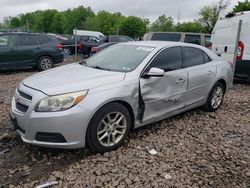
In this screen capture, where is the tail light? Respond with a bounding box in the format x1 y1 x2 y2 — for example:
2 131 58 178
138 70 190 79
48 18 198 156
208 43 212 50
91 47 97 53
56 44 63 49
79 42 84 50
236 41 244 61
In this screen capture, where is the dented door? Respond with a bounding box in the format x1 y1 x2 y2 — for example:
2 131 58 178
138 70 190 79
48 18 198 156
139 47 188 123
140 69 188 122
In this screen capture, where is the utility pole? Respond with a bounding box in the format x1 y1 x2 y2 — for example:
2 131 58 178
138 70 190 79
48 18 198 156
177 8 180 24
74 28 77 58
26 19 29 32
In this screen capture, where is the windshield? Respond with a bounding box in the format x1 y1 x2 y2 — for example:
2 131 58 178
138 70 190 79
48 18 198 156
84 44 154 72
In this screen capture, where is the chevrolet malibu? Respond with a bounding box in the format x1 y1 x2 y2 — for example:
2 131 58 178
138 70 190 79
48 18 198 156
10 41 232 153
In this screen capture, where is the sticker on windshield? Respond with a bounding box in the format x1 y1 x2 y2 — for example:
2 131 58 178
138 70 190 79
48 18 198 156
136 46 154 52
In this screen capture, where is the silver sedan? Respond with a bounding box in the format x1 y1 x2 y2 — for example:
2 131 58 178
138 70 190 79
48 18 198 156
10 41 232 153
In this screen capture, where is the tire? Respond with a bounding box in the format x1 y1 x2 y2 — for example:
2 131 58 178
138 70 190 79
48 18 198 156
204 82 225 112
86 103 131 153
37 56 54 71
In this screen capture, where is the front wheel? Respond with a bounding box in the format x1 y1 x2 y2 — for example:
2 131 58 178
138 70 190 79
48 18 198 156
204 82 225 112
86 103 131 153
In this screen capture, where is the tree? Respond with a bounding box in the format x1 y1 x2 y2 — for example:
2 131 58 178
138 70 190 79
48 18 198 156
175 21 205 33
233 0 250 12
199 0 230 33
119 16 147 38
150 15 174 32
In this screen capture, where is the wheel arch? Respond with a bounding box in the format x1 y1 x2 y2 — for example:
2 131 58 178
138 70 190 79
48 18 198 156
217 78 227 91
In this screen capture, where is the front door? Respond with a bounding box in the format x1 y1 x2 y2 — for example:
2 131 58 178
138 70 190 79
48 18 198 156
140 47 188 123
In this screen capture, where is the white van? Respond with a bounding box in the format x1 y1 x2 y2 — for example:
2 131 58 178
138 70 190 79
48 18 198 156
73 29 105 40
211 11 250 82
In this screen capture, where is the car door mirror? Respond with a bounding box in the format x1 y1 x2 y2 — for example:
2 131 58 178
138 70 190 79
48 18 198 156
144 67 165 78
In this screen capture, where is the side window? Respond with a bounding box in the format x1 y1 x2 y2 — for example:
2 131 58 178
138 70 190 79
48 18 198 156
120 36 131 42
184 35 201 45
151 33 181 41
203 52 211 63
18 35 38 46
204 35 211 47
109 36 119 42
183 47 204 68
149 47 182 71
0 35 16 47
39 35 52 44
89 36 99 42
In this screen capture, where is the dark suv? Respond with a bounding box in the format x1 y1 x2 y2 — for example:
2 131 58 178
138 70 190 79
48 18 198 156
0 33 64 71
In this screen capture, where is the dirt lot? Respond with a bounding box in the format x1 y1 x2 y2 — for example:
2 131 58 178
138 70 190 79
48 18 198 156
0 57 249 187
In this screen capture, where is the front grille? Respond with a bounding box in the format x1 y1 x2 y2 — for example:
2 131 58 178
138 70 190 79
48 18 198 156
18 89 32 101
35 132 67 143
16 102 29 113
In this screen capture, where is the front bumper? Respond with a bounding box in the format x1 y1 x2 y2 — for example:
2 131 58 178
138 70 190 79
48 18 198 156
10 84 92 149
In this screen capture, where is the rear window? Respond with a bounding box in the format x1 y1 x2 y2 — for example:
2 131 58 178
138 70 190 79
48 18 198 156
183 47 204 68
151 33 181 41
18 35 38 46
39 35 52 44
184 34 201 45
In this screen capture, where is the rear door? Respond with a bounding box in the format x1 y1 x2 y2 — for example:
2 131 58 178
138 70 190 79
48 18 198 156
184 34 202 45
140 47 188 123
182 47 216 105
15 34 40 67
0 34 17 69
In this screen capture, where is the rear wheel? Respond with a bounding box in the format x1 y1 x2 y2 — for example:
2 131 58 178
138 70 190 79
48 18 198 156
86 103 131 153
37 56 54 71
204 82 225 112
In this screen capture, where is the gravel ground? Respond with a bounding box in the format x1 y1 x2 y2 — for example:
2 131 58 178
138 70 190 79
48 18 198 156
0 58 249 187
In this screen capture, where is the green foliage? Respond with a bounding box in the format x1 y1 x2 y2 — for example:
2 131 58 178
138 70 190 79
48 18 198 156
175 21 205 33
150 15 174 32
119 16 147 38
2 2 238 35
199 0 230 33
233 0 250 12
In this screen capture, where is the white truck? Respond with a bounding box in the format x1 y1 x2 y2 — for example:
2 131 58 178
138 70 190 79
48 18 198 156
211 11 250 82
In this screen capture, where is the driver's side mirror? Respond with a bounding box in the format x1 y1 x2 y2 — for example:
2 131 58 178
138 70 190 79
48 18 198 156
143 67 165 78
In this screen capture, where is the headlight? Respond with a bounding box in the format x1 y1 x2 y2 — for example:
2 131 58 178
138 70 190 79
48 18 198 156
36 90 88 112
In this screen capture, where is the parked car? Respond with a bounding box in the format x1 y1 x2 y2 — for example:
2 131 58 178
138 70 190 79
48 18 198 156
211 11 250 83
143 32 211 48
91 42 117 55
83 35 133 57
10 41 232 153
60 35 101 55
0 33 64 71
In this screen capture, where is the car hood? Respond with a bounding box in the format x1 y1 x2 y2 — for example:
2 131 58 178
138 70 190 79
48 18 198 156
22 63 126 95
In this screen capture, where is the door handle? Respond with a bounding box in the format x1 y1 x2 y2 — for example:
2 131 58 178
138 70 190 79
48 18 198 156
208 70 214 75
176 78 186 84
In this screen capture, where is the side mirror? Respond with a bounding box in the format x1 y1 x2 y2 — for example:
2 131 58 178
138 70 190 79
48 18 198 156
144 67 165 78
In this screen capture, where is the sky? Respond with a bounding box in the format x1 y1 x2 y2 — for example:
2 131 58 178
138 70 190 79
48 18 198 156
0 0 241 23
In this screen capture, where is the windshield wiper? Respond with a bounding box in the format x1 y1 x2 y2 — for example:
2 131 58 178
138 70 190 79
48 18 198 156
91 66 111 71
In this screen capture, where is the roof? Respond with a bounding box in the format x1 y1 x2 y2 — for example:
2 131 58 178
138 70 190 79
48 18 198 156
121 40 204 49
